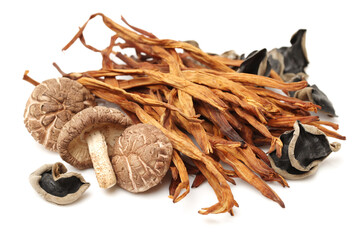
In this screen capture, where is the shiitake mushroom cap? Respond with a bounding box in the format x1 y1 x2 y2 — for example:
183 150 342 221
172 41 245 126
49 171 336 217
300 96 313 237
112 123 173 193
24 77 95 151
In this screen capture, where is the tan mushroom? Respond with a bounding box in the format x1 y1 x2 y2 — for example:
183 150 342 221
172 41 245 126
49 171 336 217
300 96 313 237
29 162 90 205
57 106 133 188
24 77 96 151
112 123 173 193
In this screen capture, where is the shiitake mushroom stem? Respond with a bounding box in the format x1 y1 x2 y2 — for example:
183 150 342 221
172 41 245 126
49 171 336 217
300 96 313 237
86 130 117 189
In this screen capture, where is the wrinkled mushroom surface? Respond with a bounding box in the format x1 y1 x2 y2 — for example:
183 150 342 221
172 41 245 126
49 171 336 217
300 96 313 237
29 162 90 205
24 77 95 151
112 123 173 193
269 121 340 179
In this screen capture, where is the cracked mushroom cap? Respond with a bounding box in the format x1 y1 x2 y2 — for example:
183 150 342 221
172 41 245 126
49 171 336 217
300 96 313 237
24 77 95 151
112 123 173 193
57 106 133 169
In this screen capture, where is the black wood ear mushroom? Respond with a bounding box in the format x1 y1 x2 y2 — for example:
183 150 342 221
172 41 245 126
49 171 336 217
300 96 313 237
237 48 271 76
268 121 340 179
294 84 337 117
29 162 90 205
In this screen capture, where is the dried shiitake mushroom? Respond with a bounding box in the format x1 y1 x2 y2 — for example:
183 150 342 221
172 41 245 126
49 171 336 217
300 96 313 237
57 106 133 188
24 77 95 151
112 123 173 193
29 162 90 205
268 121 341 179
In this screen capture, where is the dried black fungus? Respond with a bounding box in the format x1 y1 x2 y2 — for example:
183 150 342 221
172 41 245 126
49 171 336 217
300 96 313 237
267 29 337 117
268 121 340 179
29 162 90 205
294 84 337 117
271 29 309 75
237 48 271 76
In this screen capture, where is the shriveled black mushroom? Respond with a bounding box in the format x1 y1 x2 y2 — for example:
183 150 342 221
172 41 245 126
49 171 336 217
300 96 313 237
267 48 284 75
268 121 340 179
278 29 309 74
237 48 271 76
267 30 337 116
294 85 337 117
29 162 90 205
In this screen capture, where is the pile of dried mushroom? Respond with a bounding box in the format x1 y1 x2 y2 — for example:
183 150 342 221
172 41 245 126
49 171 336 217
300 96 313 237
24 13 345 215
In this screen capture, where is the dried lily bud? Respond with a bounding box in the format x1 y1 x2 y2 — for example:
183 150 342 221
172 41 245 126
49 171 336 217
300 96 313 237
268 121 341 179
237 48 271 77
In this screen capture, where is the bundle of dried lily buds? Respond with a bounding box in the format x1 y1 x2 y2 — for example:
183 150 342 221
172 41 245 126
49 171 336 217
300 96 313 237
25 13 345 215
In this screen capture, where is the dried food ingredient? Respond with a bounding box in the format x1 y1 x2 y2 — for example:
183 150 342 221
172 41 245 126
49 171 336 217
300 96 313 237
29 162 90 205
24 77 95 151
268 29 309 77
268 121 341 179
294 84 337 117
267 29 337 117
57 106 133 188
112 123 173 193
24 13 345 214
237 48 271 77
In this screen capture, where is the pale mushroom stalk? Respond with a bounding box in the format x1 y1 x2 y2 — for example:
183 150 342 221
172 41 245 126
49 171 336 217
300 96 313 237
86 130 117 189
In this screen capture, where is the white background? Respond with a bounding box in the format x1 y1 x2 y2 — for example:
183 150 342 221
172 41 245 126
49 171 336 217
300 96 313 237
1 0 359 239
